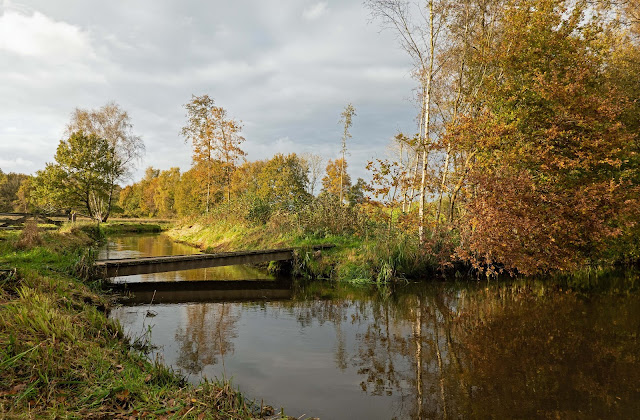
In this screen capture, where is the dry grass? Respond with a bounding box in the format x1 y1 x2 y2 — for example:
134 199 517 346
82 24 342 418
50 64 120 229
15 220 42 249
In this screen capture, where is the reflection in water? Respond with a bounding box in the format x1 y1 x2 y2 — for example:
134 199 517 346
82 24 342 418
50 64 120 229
111 280 640 419
98 234 274 283
175 303 239 375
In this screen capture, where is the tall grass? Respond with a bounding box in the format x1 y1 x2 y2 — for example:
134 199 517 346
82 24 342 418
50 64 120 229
0 227 269 418
168 194 449 283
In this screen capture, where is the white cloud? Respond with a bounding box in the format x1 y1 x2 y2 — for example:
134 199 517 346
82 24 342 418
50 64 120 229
303 2 328 20
0 0 418 182
0 157 35 172
0 8 95 61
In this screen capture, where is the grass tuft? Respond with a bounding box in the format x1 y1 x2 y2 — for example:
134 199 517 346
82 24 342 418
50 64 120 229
15 220 42 249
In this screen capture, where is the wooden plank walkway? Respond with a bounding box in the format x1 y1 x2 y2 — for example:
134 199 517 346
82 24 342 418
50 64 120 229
95 244 334 277
109 279 293 304
0 212 67 228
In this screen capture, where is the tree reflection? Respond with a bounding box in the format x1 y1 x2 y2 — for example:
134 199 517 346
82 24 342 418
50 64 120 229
451 286 640 418
152 278 639 419
174 303 239 375
284 281 640 419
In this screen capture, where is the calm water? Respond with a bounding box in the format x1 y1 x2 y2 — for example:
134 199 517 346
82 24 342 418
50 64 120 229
108 235 640 419
98 234 274 283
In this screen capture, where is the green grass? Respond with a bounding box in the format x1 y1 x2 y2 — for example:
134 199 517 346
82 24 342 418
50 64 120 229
167 216 440 283
100 221 168 235
0 225 276 419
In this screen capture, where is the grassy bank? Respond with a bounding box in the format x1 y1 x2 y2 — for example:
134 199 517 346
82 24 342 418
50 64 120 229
167 214 441 283
99 221 167 235
0 222 278 419
166 211 640 290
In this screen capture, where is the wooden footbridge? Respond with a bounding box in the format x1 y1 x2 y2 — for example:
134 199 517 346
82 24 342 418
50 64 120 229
0 212 67 228
95 244 334 278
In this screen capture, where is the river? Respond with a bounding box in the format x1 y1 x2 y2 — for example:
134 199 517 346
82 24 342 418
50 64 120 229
106 234 640 419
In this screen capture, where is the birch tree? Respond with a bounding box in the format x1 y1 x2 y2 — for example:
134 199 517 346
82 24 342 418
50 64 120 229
339 103 356 204
66 102 144 221
366 0 448 243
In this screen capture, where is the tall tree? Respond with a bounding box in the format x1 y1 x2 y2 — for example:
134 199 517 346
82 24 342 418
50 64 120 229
175 168 206 217
153 167 181 218
367 0 449 243
181 95 245 212
339 104 356 204
453 0 640 274
0 170 29 212
33 132 114 220
255 153 310 210
66 102 144 221
300 153 324 196
15 176 35 213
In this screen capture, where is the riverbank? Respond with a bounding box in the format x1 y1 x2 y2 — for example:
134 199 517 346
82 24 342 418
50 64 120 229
0 222 279 418
167 213 640 288
167 217 441 283
100 221 167 235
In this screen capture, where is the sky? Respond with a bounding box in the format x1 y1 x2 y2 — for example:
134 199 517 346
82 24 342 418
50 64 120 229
0 0 419 184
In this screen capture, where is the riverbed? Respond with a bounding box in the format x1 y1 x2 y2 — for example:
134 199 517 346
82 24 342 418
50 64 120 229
107 234 640 419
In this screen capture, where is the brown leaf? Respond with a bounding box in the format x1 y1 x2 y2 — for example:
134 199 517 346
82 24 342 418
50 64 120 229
115 389 130 402
0 383 27 397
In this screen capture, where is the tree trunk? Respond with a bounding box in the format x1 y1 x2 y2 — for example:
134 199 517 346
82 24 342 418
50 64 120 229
449 150 476 224
407 150 420 213
418 147 429 243
434 143 451 232
102 180 115 222
418 0 435 244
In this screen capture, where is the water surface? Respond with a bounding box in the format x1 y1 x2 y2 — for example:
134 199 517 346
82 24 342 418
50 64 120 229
112 283 640 419
108 235 640 419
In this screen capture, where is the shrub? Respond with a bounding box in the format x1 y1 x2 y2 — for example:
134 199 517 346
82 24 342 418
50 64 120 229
15 220 42 249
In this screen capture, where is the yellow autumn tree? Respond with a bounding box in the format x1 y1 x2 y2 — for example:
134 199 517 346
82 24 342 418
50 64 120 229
322 158 351 200
181 95 246 213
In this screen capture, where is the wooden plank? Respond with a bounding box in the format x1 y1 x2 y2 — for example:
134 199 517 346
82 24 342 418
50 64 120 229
0 215 28 227
0 212 67 217
95 245 333 277
97 250 293 277
0 213 66 227
113 279 293 304
121 288 293 304
109 278 289 292
35 215 64 226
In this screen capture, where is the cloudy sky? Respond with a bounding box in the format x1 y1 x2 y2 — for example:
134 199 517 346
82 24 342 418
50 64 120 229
0 0 418 183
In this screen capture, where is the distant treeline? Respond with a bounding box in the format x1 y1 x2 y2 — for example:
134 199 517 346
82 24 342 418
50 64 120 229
116 156 365 219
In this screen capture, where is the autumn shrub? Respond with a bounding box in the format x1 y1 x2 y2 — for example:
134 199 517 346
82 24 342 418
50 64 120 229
298 193 369 237
450 0 640 276
15 220 42 249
